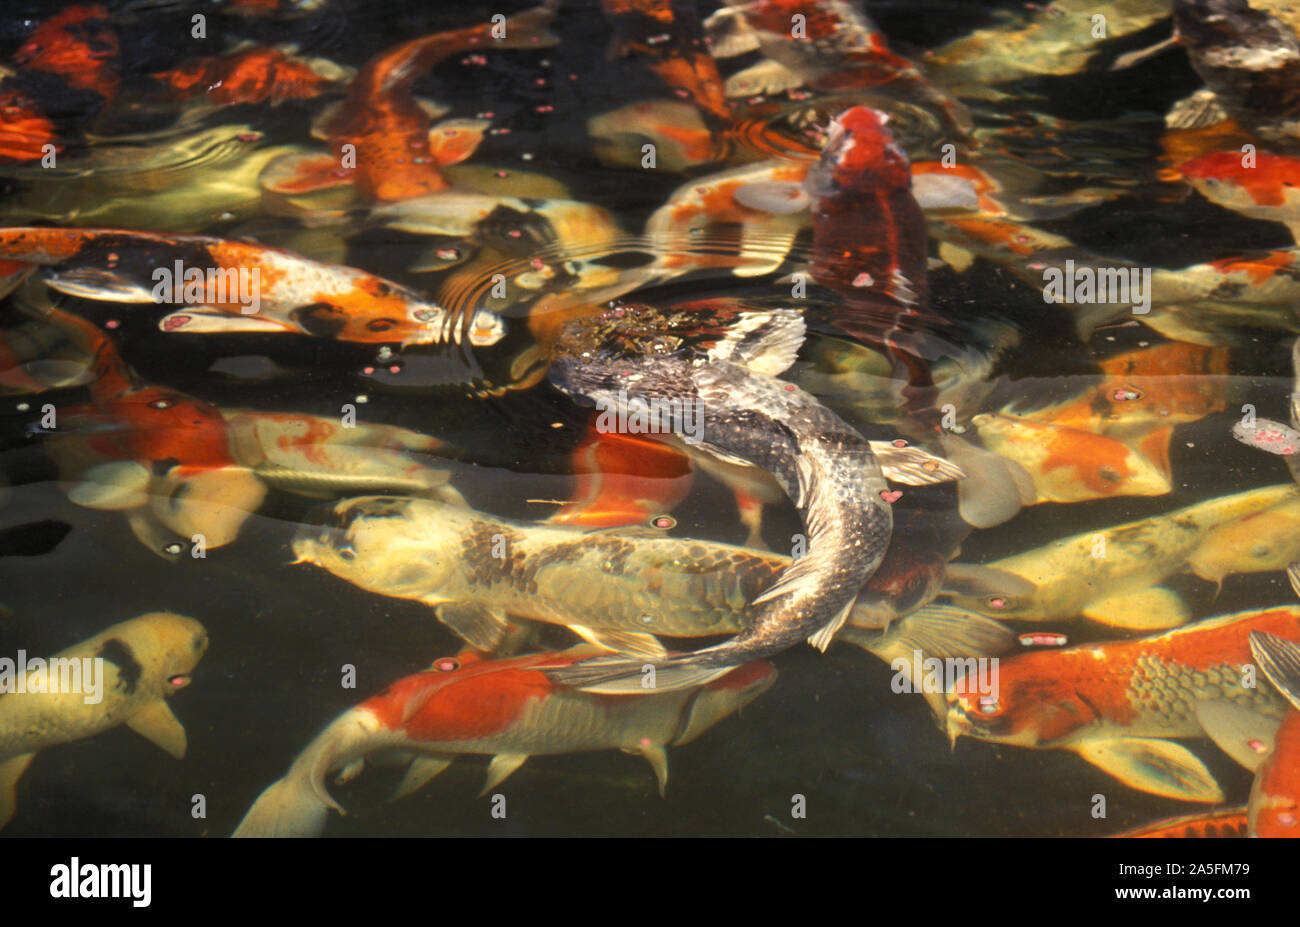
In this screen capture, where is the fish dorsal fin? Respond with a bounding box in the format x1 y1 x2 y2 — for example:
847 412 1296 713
126 700 188 759
1071 738 1224 803
435 604 511 653
1250 631 1300 711
479 753 528 796
390 755 454 801
704 310 806 377
1194 699 1281 773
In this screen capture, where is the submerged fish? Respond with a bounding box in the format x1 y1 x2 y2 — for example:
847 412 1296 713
232 649 774 836
1111 807 1250 838
265 2 557 203
943 484 1299 627
540 301 895 691
0 226 501 347
291 494 991 660
946 606 1300 803
1246 631 1300 835
0 612 209 829
1180 149 1300 243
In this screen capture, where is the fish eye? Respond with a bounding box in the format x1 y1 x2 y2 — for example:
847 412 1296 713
338 545 356 561
650 514 676 529
367 318 397 332
149 398 173 410
978 697 1000 715
1098 466 1120 484
986 596 1009 610
168 674 190 688
433 657 459 672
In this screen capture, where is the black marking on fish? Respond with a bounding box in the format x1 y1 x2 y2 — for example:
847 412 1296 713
98 637 142 696
291 303 348 338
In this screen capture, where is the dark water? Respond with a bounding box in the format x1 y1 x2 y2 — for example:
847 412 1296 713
1 0 1297 837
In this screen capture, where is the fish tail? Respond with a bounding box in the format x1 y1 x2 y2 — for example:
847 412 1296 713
232 774 331 838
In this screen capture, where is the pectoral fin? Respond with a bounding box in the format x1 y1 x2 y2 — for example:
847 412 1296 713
67 462 152 510
159 309 287 334
869 441 965 485
1082 587 1189 630
44 268 155 303
1072 738 1224 803
391 755 454 801
1194 699 1281 773
807 596 855 652
0 753 35 830
435 604 511 652
566 625 668 660
634 743 669 797
126 700 188 759
479 753 528 796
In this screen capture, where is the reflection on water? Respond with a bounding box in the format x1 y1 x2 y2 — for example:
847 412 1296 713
2 0 1300 837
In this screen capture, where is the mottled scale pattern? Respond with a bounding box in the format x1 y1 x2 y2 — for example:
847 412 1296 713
1128 654 1289 730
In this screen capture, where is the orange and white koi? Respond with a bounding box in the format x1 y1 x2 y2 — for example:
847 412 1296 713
1181 149 1300 243
232 649 774 836
947 606 1300 803
0 226 501 347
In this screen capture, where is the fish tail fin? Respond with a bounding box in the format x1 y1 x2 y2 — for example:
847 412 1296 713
232 774 332 838
0 753 35 830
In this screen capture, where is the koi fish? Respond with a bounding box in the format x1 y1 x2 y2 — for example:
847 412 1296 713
969 412 1173 505
1232 335 1300 485
1186 491 1300 586
942 484 1299 627
587 99 721 172
805 106 942 430
539 301 895 692
946 606 1300 803
265 2 558 203
644 159 811 277
0 612 209 829
1111 807 1250 838
0 4 119 163
1246 631 1300 835
292 484 975 658
600 0 731 123
1180 149 1300 243
151 44 347 108
545 429 696 530
232 649 775 836
0 226 502 347
704 0 968 136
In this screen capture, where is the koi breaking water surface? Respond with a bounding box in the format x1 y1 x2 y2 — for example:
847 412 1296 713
3 0 1300 837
